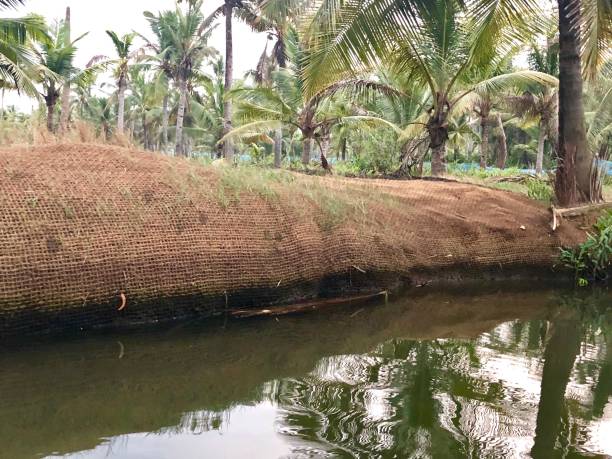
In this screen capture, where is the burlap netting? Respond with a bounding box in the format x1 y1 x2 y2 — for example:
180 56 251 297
0 144 584 334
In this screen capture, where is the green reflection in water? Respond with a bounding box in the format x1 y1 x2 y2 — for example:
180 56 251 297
0 287 610 458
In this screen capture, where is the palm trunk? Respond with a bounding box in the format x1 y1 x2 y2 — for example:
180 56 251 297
117 79 126 134
59 83 71 134
427 108 448 176
273 127 282 168
555 0 593 205
431 143 446 176
45 87 57 133
480 118 489 169
496 114 507 169
536 122 546 175
59 7 71 135
161 93 169 152
46 102 55 133
320 136 330 163
301 137 312 165
341 137 347 161
222 1 234 161
175 78 188 156
142 114 148 150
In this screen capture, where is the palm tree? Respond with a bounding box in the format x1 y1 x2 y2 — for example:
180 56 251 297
205 0 261 161
252 0 305 167
139 10 177 152
103 31 138 135
224 32 401 165
227 72 400 164
555 0 596 204
126 67 166 150
303 0 557 176
186 57 226 157
146 1 217 156
505 89 558 174
58 6 70 134
33 18 92 132
0 14 48 98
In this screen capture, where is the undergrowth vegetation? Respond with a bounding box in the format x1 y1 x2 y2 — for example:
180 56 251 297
561 211 612 285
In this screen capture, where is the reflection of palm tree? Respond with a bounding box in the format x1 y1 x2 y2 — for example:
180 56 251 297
274 338 483 457
592 323 612 418
531 317 582 459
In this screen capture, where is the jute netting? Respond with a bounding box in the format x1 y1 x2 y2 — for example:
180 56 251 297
0 144 584 335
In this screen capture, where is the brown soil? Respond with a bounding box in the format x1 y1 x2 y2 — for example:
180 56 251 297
0 144 586 335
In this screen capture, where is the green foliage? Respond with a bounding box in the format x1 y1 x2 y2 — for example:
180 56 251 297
525 178 553 202
560 211 612 285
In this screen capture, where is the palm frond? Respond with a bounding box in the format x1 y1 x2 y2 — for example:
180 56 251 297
219 119 284 143
581 0 612 81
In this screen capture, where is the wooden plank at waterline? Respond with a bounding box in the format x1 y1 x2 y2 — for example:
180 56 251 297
230 291 389 318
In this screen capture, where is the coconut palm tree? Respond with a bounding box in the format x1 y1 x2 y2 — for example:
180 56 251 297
99 31 139 135
126 67 166 150
223 32 401 165
505 89 559 175
33 18 94 132
204 0 268 161
0 14 48 98
145 1 217 156
252 0 306 167
556 0 593 204
139 11 176 153
303 0 558 176
303 0 610 187
184 57 226 157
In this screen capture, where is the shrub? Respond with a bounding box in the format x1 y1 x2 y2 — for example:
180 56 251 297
560 211 612 285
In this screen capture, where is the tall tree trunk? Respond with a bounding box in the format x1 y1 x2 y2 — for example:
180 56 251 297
427 107 448 176
175 78 188 156
536 121 546 175
161 93 169 153
117 78 126 134
480 118 489 169
341 137 347 161
46 101 55 133
59 6 71 136
45 87 57 133
496 114 507 169
142 114 148 150
430 142 446 176
531 318 581 458
222 1 234 162
555 0 593 205
301 137 312 165
320 136 330 163
273 127 282 168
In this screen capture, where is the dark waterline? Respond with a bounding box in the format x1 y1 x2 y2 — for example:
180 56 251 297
1 287 611 458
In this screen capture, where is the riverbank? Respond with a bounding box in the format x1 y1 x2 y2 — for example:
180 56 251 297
0 144 590 336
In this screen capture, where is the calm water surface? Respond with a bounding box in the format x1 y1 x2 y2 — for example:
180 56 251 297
1 287 611 459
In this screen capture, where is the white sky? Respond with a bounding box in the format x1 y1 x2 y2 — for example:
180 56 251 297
4 0 267 111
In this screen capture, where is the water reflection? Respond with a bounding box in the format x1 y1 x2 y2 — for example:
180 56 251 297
0 287 610 458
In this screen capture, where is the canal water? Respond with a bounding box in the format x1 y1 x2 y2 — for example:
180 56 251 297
1 287 611 458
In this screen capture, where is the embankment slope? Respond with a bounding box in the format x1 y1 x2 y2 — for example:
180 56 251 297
0 144 585 335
